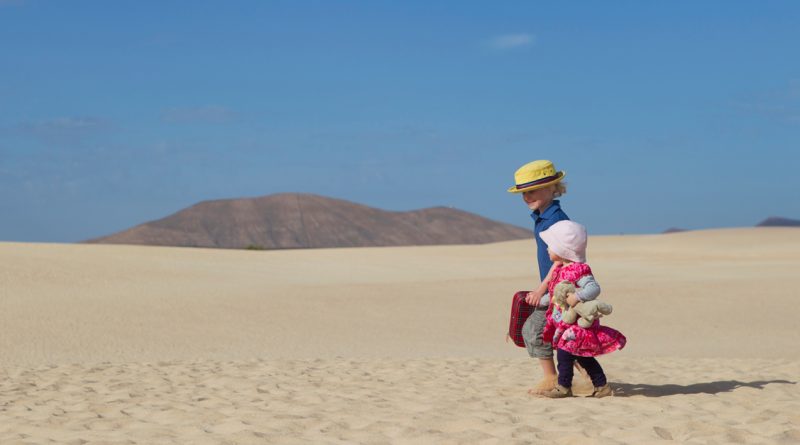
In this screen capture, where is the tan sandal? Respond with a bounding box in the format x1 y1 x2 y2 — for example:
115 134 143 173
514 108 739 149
542 384 573 398
591 384 613 398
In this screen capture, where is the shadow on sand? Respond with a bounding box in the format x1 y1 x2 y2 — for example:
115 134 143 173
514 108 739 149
612 380 796 397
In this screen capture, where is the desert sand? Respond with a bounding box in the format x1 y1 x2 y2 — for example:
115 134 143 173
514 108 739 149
1 227 799 444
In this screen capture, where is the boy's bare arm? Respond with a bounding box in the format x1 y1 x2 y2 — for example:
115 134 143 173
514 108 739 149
525 261 562 305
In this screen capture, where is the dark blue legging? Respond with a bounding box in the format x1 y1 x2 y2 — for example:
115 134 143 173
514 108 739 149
557 349 607 388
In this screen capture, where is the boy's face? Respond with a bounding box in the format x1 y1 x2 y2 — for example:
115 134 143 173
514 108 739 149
522 185 556 212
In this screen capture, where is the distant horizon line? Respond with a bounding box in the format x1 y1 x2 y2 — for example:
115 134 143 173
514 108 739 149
3 225 799 248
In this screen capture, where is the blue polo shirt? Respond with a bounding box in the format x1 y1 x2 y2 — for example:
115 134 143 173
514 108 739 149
531 200 570 281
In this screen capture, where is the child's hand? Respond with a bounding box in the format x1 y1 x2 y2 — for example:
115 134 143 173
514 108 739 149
566 293 580 307
525 291 541 305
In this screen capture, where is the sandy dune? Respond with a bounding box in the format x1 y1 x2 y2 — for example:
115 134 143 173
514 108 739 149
1 228 799 443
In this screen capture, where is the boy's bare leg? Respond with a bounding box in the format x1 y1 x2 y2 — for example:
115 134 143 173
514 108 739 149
528 358 558 396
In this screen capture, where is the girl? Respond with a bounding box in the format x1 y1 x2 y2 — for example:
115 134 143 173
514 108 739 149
539 220 626 398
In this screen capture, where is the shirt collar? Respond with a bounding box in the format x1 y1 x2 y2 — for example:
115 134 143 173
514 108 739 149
531 200 561 221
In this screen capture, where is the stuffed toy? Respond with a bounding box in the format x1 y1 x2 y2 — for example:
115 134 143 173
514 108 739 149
552 281 613 328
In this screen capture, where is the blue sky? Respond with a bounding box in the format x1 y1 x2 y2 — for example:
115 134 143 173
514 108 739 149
1 1 798 242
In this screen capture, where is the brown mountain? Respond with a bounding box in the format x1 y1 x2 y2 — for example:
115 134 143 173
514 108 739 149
86 193 532 249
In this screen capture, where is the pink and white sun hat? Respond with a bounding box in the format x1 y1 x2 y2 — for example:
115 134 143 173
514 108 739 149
540 220 588 263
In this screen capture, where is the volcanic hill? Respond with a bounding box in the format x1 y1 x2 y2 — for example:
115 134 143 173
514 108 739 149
756 216 800 227
86 193 532 249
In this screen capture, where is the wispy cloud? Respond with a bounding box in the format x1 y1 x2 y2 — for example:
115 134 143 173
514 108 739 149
732 80 800 124
487 33 535 50
161 106 239 124
16 116 111 144
32 117 106 130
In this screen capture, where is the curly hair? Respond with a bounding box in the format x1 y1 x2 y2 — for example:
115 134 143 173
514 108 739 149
553 181 567 198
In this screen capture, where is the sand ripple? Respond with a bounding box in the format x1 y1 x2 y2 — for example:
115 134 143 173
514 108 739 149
1 357 797 444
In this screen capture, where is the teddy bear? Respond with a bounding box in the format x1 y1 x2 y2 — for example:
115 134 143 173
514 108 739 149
552 280 613 328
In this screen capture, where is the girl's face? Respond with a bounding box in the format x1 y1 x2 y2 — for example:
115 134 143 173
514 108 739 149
547 247 562 262
522 186 556 212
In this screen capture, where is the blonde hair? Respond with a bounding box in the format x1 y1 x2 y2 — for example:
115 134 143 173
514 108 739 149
554 181 567 198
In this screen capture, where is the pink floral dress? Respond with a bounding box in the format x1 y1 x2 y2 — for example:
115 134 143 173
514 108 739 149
542 262 626 357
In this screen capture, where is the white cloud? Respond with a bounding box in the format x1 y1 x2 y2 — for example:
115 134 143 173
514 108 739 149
488 33 535 50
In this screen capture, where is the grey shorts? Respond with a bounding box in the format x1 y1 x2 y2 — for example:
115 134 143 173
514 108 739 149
522 307 553 359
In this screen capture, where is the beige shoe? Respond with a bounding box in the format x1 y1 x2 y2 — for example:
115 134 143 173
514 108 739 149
591 384 613 398
542 384 573 399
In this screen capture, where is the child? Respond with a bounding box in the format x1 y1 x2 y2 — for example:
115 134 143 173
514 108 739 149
539 220 626 398
507 160 569 395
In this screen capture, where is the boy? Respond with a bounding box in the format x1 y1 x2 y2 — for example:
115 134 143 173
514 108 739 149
508 160 568 395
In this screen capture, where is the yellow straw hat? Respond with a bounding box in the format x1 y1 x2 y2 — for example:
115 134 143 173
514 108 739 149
507 160 566 193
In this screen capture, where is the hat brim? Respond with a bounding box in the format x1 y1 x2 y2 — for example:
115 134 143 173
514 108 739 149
507 171 566 193
539 226 585 263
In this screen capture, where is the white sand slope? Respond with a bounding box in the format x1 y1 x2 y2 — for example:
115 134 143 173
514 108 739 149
1 228 798 443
